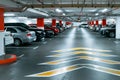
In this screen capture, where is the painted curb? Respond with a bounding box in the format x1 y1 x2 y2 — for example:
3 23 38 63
0 54 17 65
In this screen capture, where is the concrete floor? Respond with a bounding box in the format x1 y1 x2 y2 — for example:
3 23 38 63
1 27 120 80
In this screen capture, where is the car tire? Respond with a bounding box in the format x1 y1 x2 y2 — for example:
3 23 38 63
109 32 115 38
14 39 22 46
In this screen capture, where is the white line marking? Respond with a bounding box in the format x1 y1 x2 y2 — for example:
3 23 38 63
33 46 39 50
18 54 24 58
6 47 37 49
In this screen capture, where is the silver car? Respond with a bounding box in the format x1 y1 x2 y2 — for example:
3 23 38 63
5 26 36 46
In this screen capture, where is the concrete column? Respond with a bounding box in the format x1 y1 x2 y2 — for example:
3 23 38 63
0 8 5 56
116 17 120 39
52 19 56 27
102 19 106 27
37 18 44 29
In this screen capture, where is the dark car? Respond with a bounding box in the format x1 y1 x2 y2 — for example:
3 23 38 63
56 23 64 33
100 24 116 38
29 24 54 38
44 24 59 35
4 23 45 41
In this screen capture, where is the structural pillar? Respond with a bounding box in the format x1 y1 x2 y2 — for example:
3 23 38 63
37 18 44 29
52 19 56 27
102 19 106 27
0 8 5 56
116 17 120 39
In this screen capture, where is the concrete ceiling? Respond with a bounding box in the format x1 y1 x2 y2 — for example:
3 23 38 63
1 0 120 21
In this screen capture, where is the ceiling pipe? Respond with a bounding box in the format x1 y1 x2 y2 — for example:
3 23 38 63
25 4 120 8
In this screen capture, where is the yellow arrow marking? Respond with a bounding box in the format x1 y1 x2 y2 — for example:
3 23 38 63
26 64 120 77
39 56 120 65
79 56 120 64
86 64 120 76
53 47 112 52
47 51 116 57
26 64 82 77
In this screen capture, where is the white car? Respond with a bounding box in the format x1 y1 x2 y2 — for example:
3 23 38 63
4 31 14 45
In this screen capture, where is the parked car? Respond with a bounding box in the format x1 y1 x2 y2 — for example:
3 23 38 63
29 24 54 38
44 29 54 38
5 26 36 46
5 23 45 41
100 24 116 38
44 24 59 35
4 31 14 45
56 23 64 32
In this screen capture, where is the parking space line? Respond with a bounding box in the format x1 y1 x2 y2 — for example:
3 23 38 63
33 46 39 50
18 54 24 58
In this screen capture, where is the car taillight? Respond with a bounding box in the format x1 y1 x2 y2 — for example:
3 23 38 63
27 33 31 37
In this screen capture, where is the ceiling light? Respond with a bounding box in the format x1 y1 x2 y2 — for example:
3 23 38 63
18 17 28 19
56 8 62 13
63 13 66 16
4 13 15 16
95 13 99 16
101 8 108 12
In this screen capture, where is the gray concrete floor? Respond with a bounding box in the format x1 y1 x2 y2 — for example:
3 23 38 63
1 27 120 80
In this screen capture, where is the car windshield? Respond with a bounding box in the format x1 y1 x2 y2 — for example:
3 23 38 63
16 27 28 32
20 23 30 29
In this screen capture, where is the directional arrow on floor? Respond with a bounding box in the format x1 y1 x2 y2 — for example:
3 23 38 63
25 47 120 78
52 47 112 53
26 64 120 77
38 56 120 65
47 51 116 57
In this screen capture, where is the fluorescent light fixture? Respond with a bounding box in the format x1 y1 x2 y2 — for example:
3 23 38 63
18 17 28 19
101 8 108 12
63 13 66 16
56 8 63 13
27 8 49 16
4 13 15 16
95 13 99 16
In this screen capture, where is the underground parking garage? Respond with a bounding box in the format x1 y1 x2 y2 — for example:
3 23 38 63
1 0 120 80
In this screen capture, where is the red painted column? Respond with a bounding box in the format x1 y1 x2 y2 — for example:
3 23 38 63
92 21 94 26
37 18 44 29
102 19 106 27
0 8 4 31
52 19 56 27
96 20 99 26
59 20 62 26
0 7 5 56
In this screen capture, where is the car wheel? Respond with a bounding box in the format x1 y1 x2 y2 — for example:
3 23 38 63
109 32 115 38
14 39 22 46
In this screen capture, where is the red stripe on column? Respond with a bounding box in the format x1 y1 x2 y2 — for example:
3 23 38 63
59 20 62 26
37 18 44 29
102 19 106 27
52 19 56 27
96 20 99 26
0 8 4 31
